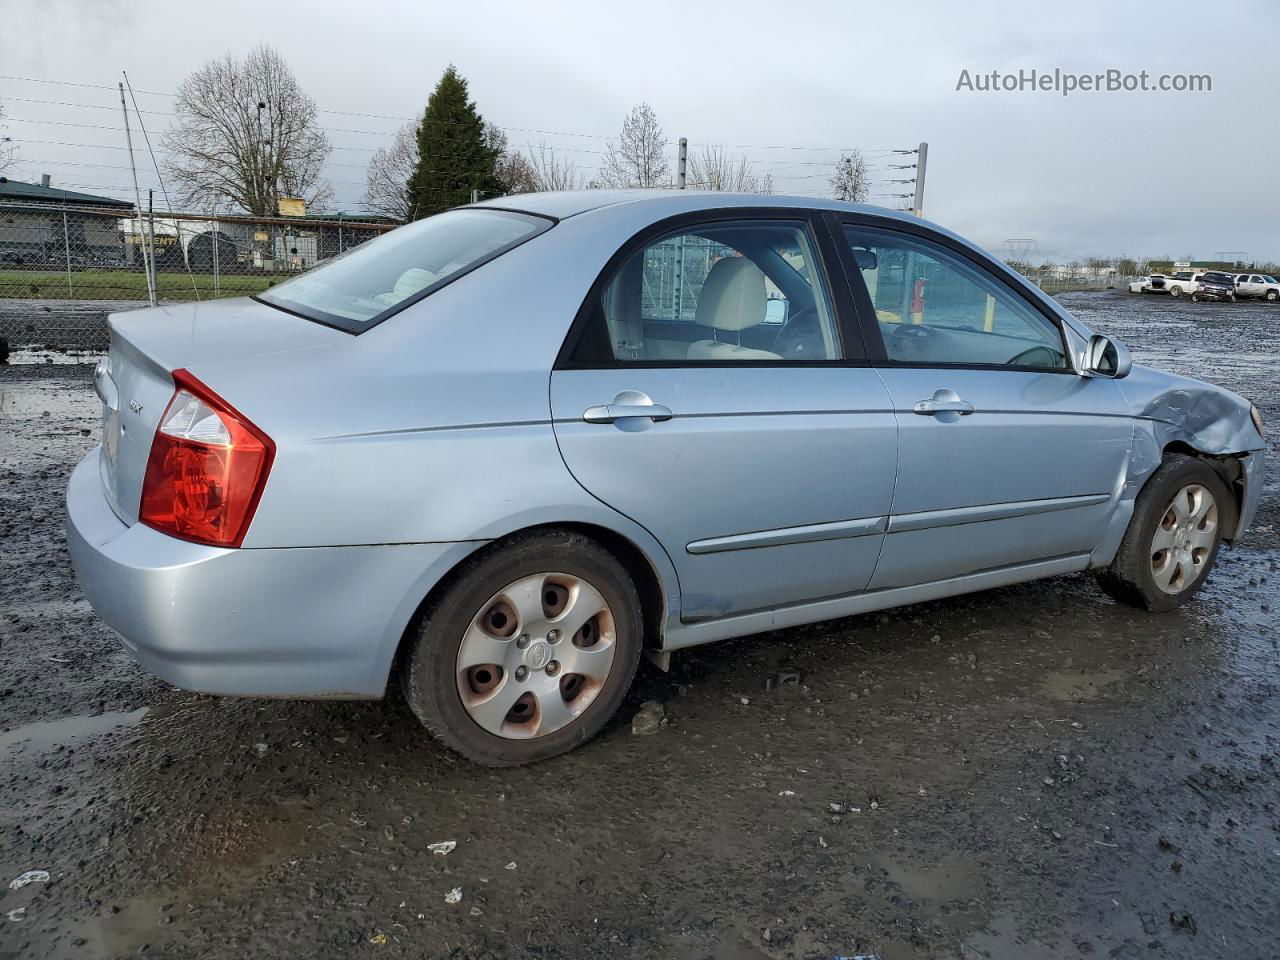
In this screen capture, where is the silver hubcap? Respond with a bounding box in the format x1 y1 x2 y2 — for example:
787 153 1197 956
456 573 616 739
1150 483 1218 594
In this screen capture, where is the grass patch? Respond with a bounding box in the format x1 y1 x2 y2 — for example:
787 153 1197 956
0 269 288 301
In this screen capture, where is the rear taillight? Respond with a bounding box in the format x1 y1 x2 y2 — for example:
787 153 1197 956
139 369 274 548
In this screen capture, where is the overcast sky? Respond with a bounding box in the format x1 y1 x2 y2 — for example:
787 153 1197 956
2 0 1276 263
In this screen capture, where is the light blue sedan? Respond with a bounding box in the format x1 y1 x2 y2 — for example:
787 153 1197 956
67 191 1266 765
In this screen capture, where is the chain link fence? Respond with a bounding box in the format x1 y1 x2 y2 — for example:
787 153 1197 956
0 201 395 357
1009 266 1125 294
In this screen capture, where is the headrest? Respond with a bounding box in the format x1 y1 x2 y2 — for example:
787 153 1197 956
694 257 767 332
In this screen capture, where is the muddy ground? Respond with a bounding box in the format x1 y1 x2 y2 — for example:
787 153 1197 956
1 291 1278 960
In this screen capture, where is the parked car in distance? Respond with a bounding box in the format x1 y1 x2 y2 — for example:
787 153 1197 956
1128 274 1167 294
66 191 1268 766
1163 271 1202 298
1191 271 1238 303
1235 273 1280 301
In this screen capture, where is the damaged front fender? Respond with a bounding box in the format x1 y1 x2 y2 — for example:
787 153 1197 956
1118 364 1265 540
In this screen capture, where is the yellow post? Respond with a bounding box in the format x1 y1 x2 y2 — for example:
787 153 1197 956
983 294 996 332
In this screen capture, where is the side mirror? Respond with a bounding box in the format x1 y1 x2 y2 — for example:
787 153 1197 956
1083 334 1132 379
852 247 878 271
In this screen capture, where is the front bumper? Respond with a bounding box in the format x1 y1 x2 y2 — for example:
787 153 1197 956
1236 448 1265 538
65 449 480 698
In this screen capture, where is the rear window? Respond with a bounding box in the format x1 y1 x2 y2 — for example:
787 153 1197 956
258 209 551 332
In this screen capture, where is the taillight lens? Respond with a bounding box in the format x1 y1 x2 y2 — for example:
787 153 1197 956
139 369 274 547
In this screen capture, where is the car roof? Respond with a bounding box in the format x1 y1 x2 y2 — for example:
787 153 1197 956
471 188 922 225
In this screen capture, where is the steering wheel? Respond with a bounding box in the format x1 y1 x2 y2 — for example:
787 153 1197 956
888 323 932 360
771 306 825 359
1007 345 1064 368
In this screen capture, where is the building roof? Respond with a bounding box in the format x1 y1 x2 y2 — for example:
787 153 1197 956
0 177 134 209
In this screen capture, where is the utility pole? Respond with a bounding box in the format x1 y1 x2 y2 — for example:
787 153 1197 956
912 141 928 217
119 81 156 306
677 138 687 189
147 190 158 301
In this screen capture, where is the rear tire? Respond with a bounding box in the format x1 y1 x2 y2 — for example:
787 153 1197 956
401 529 643 766
1096 455 1235 612
1169 286 1182 298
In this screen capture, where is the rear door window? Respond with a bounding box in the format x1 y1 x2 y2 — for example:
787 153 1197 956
565 219 843 365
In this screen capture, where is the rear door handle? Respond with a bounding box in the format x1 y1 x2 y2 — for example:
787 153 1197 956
913 388 974 416
583 390 673 424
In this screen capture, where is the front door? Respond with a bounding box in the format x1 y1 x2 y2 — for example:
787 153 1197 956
836 220 1132 590
551 215 897 621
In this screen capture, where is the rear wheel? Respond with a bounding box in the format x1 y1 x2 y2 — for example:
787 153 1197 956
1096 455 1234 612
401 530 643 766
1169 285 1183 298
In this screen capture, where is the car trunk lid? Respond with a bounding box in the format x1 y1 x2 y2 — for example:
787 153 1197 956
95 298 348 525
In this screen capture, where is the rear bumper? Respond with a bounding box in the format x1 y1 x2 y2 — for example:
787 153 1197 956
65 448 480 698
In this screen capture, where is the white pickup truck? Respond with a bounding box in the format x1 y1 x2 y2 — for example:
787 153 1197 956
1234 273 1280 301
1162 271 1204 298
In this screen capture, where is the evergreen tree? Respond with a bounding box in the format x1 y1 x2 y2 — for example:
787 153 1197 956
407 66 499 218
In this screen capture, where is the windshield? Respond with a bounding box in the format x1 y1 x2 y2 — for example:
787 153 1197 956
258 209 551 331
1203 272 1233 283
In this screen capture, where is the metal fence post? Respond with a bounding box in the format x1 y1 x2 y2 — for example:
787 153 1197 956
61 205 73 297
212 217 220 297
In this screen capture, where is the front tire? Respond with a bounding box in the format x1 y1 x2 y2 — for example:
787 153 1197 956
1096 455 1235 612
401 530 643 766
1191 293 1200 302
1266 290 1278 302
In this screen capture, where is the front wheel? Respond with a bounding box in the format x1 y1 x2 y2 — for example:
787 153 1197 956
1191 293 1200 302
1096 455 1235 612
401 530 643 766
1266 290 1278 302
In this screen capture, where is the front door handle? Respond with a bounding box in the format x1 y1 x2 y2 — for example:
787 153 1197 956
913 388 974 416
583 390 673 424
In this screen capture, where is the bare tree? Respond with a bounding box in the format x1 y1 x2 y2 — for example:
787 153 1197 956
0 102 14 173
164 45 332 215
525 142 585 191
687 145 773 193
831 150 870 202
599 103 669 188
486 123 538 195
362 121 417 221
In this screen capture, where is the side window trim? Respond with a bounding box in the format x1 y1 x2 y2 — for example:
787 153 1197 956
555 208 867 370
824 212 1075 374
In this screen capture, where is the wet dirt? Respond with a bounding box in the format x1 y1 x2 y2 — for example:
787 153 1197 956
1 291 1278 959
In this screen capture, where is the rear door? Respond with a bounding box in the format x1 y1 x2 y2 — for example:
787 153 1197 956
550 212 897 622
831 216 1132 590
